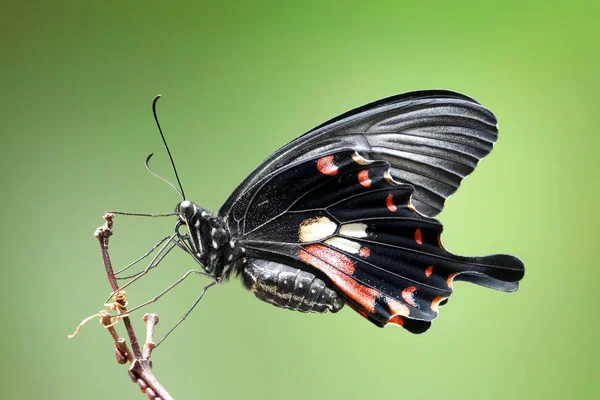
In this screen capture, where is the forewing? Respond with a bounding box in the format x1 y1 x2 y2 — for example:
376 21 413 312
228 150 524 333
220 90 498 218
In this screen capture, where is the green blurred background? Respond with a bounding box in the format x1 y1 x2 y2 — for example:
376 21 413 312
1 1 598 399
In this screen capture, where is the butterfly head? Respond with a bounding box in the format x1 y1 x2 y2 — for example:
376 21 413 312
176 199 197 222
175 200 212 272
175 200 232 277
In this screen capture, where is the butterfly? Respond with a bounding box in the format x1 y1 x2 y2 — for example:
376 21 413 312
142 90 525 335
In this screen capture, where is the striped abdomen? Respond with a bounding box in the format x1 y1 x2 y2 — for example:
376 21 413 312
241 259 344 313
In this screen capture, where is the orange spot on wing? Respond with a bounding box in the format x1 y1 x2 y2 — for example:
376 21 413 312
447 273 458 289
316 155 338 176
401 287 417 306
383 171 394 184
425 265 434 278
431 296 446 312
437 235 443 248
407 203 417 214
359 247 371 258
387 297 410 317
386 193 397 212
358 170 371 187
388 315 404 326
299 244 355 274
414 228 423 244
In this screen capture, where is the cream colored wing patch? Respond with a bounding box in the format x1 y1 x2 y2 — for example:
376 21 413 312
298 216 338 242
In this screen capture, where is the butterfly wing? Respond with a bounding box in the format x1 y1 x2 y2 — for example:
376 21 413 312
220 90 498 218
224 150 524 333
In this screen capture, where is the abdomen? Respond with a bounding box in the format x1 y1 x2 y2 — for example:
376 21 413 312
241 259 344 313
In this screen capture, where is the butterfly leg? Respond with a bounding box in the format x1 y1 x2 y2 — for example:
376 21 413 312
155 279 218 347
114 235 172 277
105 241 180 304
127 269 213 314
108 234 179 302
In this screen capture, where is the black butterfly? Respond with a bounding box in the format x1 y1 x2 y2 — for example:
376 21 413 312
141 90 524 335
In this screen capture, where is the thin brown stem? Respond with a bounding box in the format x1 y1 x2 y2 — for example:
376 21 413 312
95 213 174 400
143 313 159 359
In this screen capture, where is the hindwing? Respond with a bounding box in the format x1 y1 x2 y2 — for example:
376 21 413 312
224 150 524 333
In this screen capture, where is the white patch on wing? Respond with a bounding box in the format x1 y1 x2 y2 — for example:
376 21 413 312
339 223 368 238
299 216 337 243
352 152 373 165
325 237 361 254
384 170 399 184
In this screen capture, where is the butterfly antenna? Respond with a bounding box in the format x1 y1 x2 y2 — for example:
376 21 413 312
145 153 184 198
152 95 186 199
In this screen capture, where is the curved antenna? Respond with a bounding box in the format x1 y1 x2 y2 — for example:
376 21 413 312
145 153 184 198
152 95 186 199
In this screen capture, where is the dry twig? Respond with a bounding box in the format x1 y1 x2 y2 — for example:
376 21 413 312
94 213 174 400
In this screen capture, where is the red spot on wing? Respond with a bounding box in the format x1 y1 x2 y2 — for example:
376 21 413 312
333 272 380 314
388 315 404 326
299 244 355 274
414 228 423 244
386 193 397 212
358 310 369 319
425 265 434 278
359 247 371 258
401 287 417 306
358 170 371 187
316 155 338 176
299 246 379 313
447 273 458 289
387 297 410 317
431 296 446 312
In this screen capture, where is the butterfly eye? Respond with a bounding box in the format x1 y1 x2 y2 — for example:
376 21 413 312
178 200 195 220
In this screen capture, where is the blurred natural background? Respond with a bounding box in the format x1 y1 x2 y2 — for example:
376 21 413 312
1 1 598 399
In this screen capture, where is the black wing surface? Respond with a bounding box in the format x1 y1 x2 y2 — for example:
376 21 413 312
220 90 498 218
225 150 524 333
